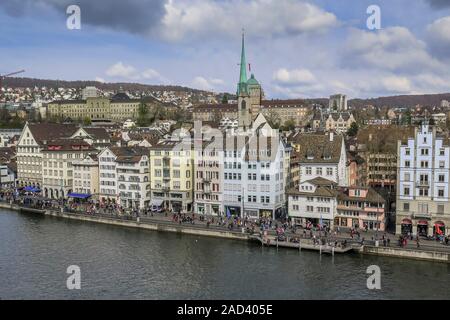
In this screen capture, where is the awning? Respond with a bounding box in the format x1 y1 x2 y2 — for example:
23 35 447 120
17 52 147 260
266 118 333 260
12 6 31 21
401 218 412 225
67 193 91 199
417 220 428 225
151 199 164 206
434 221 445 227
24 186 41 193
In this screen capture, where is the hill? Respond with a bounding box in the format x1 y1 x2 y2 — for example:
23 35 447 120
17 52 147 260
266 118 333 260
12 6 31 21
2 77 208 93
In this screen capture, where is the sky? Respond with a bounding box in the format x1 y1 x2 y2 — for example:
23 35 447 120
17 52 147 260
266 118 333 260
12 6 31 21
1 0 450 99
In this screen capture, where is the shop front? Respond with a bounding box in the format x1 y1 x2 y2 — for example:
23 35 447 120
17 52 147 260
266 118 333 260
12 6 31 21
401 218 413 235
225 206 241 217
433 221 446 237
417 220 429 237
259 209 273 219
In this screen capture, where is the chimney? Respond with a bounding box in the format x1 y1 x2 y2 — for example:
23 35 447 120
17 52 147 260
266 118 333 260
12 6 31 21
329 132 334 142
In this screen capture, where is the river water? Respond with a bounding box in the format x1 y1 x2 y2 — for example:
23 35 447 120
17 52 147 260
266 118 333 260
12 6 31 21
0 209 449 300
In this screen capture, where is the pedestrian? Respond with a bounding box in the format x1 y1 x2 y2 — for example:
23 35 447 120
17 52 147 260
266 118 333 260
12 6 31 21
416 237 420 248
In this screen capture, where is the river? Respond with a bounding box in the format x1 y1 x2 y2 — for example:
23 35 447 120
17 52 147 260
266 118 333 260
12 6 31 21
0 209 449 300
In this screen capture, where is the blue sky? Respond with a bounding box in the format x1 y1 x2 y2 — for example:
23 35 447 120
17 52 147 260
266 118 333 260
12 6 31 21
1 0 450 99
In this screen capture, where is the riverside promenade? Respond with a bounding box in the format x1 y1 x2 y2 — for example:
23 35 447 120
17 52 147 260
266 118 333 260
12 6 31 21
1 200 450 263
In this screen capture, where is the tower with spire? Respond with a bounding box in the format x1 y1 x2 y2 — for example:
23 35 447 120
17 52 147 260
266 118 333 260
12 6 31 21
237 31 262 130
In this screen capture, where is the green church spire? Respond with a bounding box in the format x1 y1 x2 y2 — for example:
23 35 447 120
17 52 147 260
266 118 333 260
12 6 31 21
237 31 248 96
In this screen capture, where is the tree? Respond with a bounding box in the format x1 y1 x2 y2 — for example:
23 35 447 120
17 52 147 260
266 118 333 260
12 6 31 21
137 102 150 127
83 116 92 126
281 119 296 131
221 94 229 104
347 121 359 137
265 110 281 129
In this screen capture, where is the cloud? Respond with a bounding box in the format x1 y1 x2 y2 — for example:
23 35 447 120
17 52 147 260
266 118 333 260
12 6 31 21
425 0 450 9
105 62 165 82
191 76 224 91
273 68 316 86
0 0 167 34
0 0 337 42
426 16 450 59
106 62 140 80
95 77 105 83
160 0 338 42
141 69 162 80
342 27 442 74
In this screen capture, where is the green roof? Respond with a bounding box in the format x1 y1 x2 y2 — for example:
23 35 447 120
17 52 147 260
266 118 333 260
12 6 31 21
247 74 259 86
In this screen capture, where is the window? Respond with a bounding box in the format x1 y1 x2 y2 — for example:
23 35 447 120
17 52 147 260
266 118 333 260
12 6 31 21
440 149 445 156
405 161 410 168
403 203 409 211
404 187 410 196
419 188 429 196
421 148 429 155
439 175 445 182
438 189 444 197
418 203 428 213
420 161 428 168
404 173 410 181
439 161 445 169
306 167 312 175
405 148 410 155
437 205 444 214
327 168 333 176
316 167 322 175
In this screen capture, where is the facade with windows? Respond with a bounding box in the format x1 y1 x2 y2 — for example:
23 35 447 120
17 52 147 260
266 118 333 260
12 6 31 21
41 139 95 199
288 177 337 228
194 138 223 216
396 125 450 236
72 154 99 200
149 140 194 213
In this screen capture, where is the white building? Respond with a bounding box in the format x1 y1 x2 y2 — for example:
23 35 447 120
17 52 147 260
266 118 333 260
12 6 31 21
82 86 100 99
98 146 150 209
288 177 337 228
222 114 288 220
396 124 450 236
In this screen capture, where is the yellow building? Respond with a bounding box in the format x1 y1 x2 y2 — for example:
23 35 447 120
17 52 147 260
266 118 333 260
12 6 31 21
41 138 95 199
149 140 194 213
47 92 175 123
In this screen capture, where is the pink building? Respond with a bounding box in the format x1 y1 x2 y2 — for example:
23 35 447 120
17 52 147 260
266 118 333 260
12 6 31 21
334 187 386 231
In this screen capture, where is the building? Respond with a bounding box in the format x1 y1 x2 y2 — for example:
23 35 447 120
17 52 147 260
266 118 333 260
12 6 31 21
0 164 16 189
47 91 176 123
82 86 100 99
291 132 348 186
41 138 95 199
396 124 450 236
329 94 348 112
260 100 312 127
194 137 223 216
335 186 386 231
288 177 337 228
324 112 356 133
149 140 194 213
72 154 100 200
16 122 78 187
98 146 150 209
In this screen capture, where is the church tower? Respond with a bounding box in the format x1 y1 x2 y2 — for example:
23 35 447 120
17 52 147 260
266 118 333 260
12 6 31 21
237 32 252 130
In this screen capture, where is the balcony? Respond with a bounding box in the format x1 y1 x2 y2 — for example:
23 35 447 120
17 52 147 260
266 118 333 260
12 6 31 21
412 212 432 219
417 180 429 187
